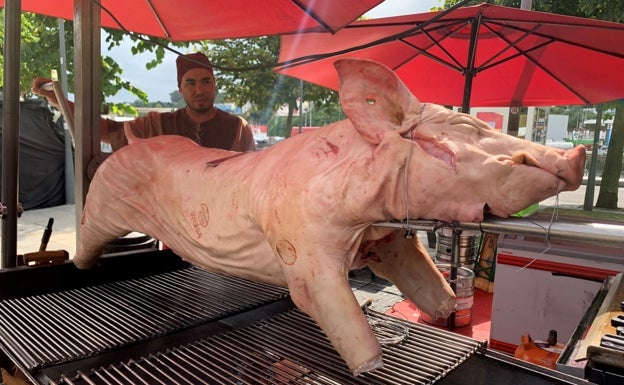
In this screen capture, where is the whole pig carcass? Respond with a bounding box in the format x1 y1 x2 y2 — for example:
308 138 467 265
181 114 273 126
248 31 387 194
75 58 586 375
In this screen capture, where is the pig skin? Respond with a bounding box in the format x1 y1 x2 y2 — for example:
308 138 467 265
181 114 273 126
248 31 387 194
75 58 585 376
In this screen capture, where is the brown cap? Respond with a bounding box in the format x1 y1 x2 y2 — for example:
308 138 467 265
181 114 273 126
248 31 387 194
176 52 214 86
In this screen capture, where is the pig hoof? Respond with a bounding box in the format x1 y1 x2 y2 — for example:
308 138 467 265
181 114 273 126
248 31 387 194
352 355 384 376
73 255 98 270
435 298 457 319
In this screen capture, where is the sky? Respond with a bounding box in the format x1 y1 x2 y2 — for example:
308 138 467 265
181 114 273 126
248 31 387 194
105 0 442 103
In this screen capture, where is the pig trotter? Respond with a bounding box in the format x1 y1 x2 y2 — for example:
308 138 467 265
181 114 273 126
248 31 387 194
353 355 384 376
284 262 384 376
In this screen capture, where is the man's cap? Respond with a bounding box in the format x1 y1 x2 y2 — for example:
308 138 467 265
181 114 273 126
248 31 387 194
176 52 214 86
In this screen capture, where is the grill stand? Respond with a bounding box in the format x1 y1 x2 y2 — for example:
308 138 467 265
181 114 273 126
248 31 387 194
0 249 595 385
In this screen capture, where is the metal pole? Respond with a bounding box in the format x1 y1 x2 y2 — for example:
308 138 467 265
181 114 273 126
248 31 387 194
583 104 602 211
447 228 462 331
373 217 624 248
461 13 481 114
298 79 303 134
74 0 102 247
1 0 22 269
58 18 75 205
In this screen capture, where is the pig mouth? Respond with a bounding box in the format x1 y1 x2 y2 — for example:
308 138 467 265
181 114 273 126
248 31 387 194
500 149 584 190
482 154 570 219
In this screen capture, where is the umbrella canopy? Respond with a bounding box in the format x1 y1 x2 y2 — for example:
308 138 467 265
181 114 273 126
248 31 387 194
276 3 624 109
0 0 383 40
0 0 384 268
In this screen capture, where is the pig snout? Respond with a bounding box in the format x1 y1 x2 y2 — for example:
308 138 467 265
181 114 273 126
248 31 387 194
507 144 585 191
560 145 586 190
535 144 586 192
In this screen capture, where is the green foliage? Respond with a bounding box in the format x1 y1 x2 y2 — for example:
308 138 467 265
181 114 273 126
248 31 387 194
0 12 74 98
195 36 338 134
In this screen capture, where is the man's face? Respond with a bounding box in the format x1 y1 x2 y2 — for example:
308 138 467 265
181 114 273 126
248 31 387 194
179 68 217 113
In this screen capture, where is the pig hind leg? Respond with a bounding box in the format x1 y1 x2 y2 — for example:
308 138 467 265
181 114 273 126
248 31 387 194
366 230 456 319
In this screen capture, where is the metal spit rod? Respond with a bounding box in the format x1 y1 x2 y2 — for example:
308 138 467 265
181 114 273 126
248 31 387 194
376 216 624 331
374 216 624 248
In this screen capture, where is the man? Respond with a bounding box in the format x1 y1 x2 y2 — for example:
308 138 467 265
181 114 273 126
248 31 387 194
31 52 256 152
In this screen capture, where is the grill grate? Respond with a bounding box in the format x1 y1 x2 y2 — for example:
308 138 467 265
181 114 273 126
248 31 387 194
49 308 484 385
0 266 288 370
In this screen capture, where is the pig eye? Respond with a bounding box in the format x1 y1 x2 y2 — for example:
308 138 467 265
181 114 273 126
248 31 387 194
366 95 376 105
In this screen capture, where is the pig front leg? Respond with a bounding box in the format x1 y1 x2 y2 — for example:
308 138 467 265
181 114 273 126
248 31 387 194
273 239 383 376
74 201 132 269
364 228 456 319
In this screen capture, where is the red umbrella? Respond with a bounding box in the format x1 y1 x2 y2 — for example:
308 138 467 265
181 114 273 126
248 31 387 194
0 0 385 268
0 0 383 40
276 3 624 110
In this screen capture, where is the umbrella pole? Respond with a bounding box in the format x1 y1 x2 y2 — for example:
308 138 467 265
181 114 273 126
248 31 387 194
447 228 462 331
461 13 482 114
1 0 22 269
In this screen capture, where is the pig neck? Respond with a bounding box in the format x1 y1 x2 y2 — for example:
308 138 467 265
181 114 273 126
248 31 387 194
250 124 420 231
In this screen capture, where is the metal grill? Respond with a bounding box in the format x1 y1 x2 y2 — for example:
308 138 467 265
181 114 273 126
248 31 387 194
0 266 288 371
46 308 484 385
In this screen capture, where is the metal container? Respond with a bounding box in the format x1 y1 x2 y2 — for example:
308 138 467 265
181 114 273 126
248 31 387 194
103 231 158 254
435 228 480 269
421 263 475 328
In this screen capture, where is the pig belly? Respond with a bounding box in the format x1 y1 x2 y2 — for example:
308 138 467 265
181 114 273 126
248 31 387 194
75 139 286 287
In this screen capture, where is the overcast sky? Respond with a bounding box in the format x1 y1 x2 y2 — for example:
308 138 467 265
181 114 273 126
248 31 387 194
105 0 442 103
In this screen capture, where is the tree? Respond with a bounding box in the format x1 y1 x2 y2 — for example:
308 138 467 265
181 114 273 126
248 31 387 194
101 30 190 114
0 12 74 98
169 90 185 108
596 101 624 208
196 36 338 137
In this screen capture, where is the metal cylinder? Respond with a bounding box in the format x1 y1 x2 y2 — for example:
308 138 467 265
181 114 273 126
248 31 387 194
420 264 475 328
435 228 480 269
103 232 158 254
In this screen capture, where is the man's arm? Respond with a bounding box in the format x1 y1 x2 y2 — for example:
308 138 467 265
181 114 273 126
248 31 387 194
31 77 113 145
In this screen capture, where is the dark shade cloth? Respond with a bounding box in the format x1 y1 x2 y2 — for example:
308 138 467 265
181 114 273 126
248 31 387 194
0 99 67 209
176 52 214 86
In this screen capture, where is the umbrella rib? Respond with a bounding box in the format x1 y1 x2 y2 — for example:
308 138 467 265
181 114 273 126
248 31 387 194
517 51 591 105
401 37 463 74
478 39 552 72
487 20 624 59
145 0 171 39
275 0 473 70
399 17 484 78
478 25 592 105
290 0 334 33
477 23 546 70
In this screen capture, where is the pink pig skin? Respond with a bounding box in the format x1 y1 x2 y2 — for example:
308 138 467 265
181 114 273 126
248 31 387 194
75 58 585 375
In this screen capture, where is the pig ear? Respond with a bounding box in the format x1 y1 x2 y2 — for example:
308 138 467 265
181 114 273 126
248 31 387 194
334 58 421 144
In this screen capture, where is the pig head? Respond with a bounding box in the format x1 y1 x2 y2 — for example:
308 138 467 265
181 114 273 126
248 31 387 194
75 58 585 376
